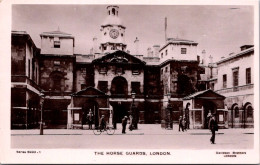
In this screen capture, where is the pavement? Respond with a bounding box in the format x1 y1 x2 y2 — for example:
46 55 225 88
11 124 254 149
11 124 254 136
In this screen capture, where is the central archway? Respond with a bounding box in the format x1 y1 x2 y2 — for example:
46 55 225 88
110 76 128 96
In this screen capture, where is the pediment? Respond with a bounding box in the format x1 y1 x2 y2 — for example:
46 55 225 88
92 50 146 65
72 86 106 97
183 89 225 100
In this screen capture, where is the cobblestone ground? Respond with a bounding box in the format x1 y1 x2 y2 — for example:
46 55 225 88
11 124 254 149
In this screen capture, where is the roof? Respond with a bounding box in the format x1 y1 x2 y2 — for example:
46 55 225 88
71 86 107 97
12 31 39 51
217 46 254 65
40 30 74 38
92 50 146 65
183 89 225 100
159 37 198 52
102 15 125 28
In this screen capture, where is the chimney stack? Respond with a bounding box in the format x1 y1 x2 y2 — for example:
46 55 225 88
93 37 98 54
153 45 160 58
147 47 153 57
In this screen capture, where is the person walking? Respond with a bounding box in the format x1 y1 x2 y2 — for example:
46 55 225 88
178 116 183 132
182 116 187 131
128 115 133 131
209 114 218 144
122 116 128 134
88 111 93 130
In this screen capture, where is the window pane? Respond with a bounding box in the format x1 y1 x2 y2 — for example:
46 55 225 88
181 48 187 54
246 68 251 84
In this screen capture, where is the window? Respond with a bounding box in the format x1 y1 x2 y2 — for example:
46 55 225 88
246 68 251 84
81 84 87 90
28 59 30 78
98 81 108 93
131 82 141 94
234 106 239 118
181 48 187 54
161 53 163 58
54 61 60 65
99 66 107 74
132 69 140 75
246 105 253 118
232 68 239 87
165 50 168 56
165 67 168 73
53 37 60 48
223 74 227 88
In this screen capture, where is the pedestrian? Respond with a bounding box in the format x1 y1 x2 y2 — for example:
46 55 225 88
182 116 187 131
88 112 93 130
208 114 218 144
178 116 183 132
128 115 133 131
122 116 128 134
99 115 106 130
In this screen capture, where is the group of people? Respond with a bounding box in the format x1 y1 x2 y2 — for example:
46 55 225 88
178 115 189 132
98 114 135 134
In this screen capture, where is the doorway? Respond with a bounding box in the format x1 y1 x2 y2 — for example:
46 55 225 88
82 101 99 126
203 101 216 129
112 102 128 123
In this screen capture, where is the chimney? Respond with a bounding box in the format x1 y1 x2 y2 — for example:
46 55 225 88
93 37 98 54
165 17 168 43
134 37 139 55
201 50 206 65
147 47 153 57
153 45 160 58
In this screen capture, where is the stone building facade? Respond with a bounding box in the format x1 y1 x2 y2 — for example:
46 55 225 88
11 5 253 130
214 45 254 128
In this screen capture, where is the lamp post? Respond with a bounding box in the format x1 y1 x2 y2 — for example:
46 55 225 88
39 92 45 135
131 91 138 129
166 93 172 130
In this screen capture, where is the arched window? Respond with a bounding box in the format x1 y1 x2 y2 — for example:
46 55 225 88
112 8 115 15
246 104 253 118
234 106 239 118
111 76 128 95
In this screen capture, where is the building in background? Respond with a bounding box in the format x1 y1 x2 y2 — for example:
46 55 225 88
215 45 254 128
11 31 41 129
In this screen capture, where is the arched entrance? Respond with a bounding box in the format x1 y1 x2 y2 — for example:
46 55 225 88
111 76 128 96
203 101 216 129
82 101 99 127
112 102 128 124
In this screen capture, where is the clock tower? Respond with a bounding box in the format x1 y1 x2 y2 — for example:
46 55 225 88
100 6 127 53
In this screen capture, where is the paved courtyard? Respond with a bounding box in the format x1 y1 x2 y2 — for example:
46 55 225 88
11 124 254 149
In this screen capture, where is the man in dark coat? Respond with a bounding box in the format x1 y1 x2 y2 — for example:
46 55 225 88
88 112 93 130
99 115 106 130
122 116 128 134
178 116 183 132
209 114 218 144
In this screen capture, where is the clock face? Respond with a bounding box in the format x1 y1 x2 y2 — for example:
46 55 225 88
109 29 119 39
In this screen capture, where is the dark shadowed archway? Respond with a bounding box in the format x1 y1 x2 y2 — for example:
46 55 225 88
110 76 128 96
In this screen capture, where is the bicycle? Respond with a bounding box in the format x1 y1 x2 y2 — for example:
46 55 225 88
93 125 115 135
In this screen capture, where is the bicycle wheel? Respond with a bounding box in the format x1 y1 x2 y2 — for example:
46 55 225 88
106 127 115 135
93 127 102 135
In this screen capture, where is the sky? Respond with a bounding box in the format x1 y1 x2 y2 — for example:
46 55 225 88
12 4 254 62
